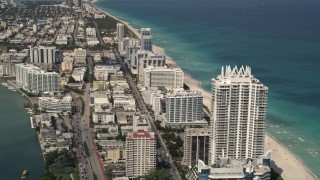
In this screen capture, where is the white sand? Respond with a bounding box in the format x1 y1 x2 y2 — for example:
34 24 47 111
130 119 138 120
92 4 318 180
265 134 317 180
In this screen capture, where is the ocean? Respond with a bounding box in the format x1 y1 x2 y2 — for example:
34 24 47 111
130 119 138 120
0 85 44 179
95 0 320 176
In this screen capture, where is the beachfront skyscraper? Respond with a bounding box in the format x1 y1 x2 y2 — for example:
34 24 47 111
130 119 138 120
116 23 125 41
141 28 151 37
141 28 152 51
209 65 268 164
166 90 203 126
141 35 153 51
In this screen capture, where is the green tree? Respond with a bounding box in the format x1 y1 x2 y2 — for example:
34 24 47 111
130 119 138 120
51 116 57 130
140 169 171 180
68 76 76 83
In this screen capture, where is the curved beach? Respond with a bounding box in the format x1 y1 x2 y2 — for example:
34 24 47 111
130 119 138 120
91 2 317 179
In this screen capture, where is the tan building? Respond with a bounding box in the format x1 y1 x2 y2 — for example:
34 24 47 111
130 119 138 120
61 56 74 72
126 130 156 178
74 48 86 64
105 147 126 163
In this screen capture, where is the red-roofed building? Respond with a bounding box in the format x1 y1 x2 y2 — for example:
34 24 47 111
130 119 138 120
125 129 156 178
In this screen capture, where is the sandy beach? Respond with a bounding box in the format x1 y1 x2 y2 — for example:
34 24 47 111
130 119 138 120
92 3 317 180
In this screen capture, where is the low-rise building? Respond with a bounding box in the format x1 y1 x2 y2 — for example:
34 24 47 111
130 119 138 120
94 65 118 81
72 67 86 82
34 113 52 127
197 151 272 180
105 147 126 163
61 56 74 72
74 48 86 64
93 104 115 124
113 96 136 111
39 94 72 112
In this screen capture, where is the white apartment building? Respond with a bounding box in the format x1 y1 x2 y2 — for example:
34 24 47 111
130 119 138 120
143 65 184 89
150 92 163 115
126 130 156 178
132 50 165 81
116 23 125 41
0 63 15 76
15 64 60 93
92 91 110 105
74 48 86 64
30 46 56 64
93 112 115 124
94 65 118 81
118 37 129 52
56 34 68 45
39 94 72 112
71 67 86 82
166 90 203 125
113 96 136 111
125 38 140 63
86 27 96 37
209 66 268 164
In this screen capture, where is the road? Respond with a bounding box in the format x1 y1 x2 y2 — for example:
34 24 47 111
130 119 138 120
70 85 106 180
81 83 107 180
113 49 181 180
71 93 93 180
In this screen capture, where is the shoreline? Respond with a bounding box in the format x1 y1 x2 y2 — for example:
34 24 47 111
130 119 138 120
91 2 317 179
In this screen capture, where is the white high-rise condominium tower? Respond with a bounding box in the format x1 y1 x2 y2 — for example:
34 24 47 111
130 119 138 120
116 23 124 41
30 46 56 64
166 90 203 125
209 65 268 164
15 64 60 94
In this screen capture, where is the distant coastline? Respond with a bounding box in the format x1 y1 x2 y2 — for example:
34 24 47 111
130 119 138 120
91 1 317 179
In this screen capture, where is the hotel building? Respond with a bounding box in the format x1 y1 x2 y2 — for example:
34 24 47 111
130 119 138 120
126 130 156 178
39 94 72 112
15 64 60 93
143 65 184 89
209 66 268 164
166 90 203 125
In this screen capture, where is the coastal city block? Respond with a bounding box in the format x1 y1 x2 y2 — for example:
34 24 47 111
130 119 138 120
0 0 317 180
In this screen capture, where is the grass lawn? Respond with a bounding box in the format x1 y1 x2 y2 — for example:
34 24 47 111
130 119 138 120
72 167 80 180
51 165 72 180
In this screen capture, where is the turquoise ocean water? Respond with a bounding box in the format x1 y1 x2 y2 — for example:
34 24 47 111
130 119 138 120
0 85 44 179
95 0 320 176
